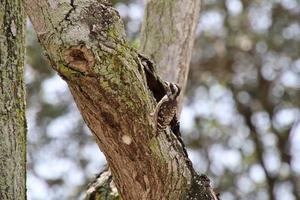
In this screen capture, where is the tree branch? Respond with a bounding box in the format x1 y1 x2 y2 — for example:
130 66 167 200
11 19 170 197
140 0 201 111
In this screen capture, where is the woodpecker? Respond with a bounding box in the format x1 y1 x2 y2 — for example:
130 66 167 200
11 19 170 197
152 82 181 135
137 53 181 134
137 53 188 157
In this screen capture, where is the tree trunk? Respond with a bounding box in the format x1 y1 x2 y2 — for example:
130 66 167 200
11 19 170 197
24 0 218 199
86 1 202 199
0 1 26 200
140 0 200 111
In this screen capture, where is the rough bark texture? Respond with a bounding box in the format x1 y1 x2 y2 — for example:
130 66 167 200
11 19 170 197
140 0 201 111
86 0 206 199
24 0 217 199
0 0 26 199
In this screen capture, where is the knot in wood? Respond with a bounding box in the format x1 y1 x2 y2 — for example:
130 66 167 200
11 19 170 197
64 46 95 73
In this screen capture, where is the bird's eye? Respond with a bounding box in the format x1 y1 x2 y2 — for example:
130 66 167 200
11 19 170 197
170 84 176 94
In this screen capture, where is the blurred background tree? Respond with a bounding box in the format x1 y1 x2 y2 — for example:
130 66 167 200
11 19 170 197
26 0 300 199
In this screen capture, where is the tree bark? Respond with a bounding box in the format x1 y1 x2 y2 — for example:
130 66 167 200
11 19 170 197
0 0 26 199
24 0 217 199
85 1 202 198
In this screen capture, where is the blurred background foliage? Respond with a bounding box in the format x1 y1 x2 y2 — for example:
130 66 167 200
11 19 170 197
25 0 300 199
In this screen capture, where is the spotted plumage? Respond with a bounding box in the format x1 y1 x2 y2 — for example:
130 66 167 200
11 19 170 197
137 53 181 133
154 82 180 134
137 53 185 150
